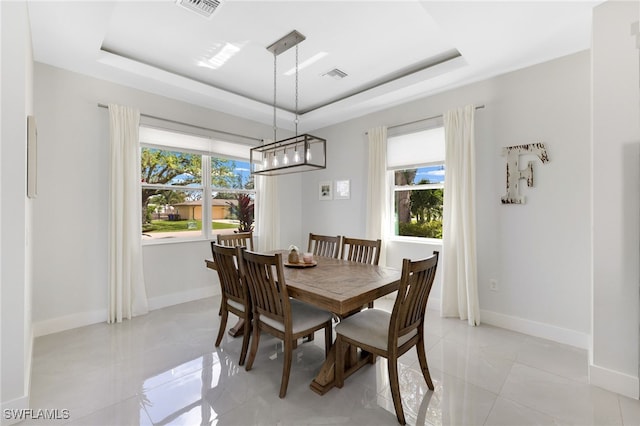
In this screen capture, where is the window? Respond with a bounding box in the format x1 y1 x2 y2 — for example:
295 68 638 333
387 126 444 239
140 126 255 242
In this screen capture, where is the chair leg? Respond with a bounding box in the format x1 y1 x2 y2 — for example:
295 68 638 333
279 337 294 398
367 301 374 309
245 320 261 371
388 355 406 425
215 306 228 347
416 340 434 390
335 335 345 388
238 315 251 366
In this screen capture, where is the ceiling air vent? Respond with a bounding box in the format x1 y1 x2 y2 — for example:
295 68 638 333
323 68 348 80
177 0 220 18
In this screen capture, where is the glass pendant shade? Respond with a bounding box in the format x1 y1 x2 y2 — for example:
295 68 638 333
250 134 326 176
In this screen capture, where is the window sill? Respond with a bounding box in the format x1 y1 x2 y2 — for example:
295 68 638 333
387 236 443 246
142 236 209 246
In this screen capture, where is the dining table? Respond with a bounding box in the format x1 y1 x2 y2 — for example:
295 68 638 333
205 251 402 394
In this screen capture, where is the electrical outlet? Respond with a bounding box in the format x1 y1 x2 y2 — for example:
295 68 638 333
489 279 498 291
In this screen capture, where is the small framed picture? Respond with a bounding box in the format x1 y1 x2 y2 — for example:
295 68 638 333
334 179 350 200
319 181 332 200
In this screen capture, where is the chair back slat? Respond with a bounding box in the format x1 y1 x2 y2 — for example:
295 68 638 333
217 231 254 251
307 233 341 258
240 250 290 327
211 243 247 305
341 237 381 265
391 252 439 340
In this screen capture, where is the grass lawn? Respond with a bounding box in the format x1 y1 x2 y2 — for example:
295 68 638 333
143 220 239 233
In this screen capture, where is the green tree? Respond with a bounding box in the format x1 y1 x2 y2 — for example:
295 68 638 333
410 179 443 224
141 148 201 223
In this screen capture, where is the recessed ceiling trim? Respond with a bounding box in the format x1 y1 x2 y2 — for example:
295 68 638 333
99 46 464 120
299 49 463 114
99 46 277 110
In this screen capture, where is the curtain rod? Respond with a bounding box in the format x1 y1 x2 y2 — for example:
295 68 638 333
97 103 263 142
366 104 485 134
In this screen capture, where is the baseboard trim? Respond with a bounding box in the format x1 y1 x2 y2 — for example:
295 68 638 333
33 287 217 337
147 286 216 311
480 309 589 349
33 309 106 338
590 363 639 399
1 395 29 426
422 297 589 349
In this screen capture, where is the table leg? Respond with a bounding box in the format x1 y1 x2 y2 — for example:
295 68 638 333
310 342 373 395
227 318 245 337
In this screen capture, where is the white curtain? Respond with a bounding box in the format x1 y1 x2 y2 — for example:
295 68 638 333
366 126 388 266
441 105 480 326
256 174 280 252
108 104 148 323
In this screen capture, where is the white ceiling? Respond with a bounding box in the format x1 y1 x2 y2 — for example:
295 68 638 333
27 0 602 132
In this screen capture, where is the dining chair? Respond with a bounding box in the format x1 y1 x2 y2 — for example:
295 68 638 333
210 243 252 366
334 252 439 425
217 231 254 251
341 236 382 307
340 236 381 265
239 249 333 398
307 233 341 258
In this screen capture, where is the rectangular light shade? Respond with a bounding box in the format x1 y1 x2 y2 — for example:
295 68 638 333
250 134 326 176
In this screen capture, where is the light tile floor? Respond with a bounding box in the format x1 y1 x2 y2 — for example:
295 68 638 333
27 297 640 426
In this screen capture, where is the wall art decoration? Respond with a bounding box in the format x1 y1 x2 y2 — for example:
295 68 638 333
501 143 549 204
334 179 350 200
319 181 333 200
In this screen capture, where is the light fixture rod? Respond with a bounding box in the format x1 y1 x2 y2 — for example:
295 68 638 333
267 30 306 56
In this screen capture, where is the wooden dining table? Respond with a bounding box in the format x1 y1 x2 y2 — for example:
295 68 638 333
205 252 402 394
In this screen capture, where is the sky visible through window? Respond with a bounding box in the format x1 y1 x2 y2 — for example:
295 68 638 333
414 164 445 183
167 160 252 186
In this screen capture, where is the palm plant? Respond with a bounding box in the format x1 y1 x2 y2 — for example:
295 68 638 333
228 194 254 232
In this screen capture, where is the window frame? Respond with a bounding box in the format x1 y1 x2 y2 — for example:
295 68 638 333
140 129 256 245
386 126 445 243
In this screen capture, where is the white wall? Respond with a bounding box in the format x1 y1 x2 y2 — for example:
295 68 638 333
1 1 34 420
304 50 591 348
591 0 640 399
31 63 301 336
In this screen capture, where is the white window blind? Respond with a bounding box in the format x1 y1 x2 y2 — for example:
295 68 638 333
387 127 445 170
139 126 250 161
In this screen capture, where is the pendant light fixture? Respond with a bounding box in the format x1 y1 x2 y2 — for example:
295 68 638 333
250 30 326 176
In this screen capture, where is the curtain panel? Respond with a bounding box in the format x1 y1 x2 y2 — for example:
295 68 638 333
108 104 149 323
441 105 480 326
256 174 280 251
366 126 389 266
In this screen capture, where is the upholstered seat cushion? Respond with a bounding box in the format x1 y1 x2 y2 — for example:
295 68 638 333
335 309 416 351
227 299 245 312
261 299 333 334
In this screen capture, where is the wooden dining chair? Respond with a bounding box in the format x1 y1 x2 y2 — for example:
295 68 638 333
341 236 382 307
340 236 382 265
217 231 254 251
239 249 333 398
307 233 341 258
210 243 252 366
335 252 439 425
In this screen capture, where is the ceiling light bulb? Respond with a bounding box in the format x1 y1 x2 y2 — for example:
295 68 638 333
293 149 300 163
283 149 289 165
